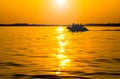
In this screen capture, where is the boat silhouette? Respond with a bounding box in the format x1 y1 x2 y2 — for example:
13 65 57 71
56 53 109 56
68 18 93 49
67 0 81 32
67 23 88 32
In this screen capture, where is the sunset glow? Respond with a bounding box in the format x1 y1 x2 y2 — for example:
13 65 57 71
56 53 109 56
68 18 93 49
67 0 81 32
56 0 65 6
0 0 120 79
0 0 120 24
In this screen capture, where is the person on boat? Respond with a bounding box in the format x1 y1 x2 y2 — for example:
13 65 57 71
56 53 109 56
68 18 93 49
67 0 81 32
72 23 75 26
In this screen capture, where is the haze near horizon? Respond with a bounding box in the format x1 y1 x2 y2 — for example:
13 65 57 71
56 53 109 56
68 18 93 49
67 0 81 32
0 0 120 24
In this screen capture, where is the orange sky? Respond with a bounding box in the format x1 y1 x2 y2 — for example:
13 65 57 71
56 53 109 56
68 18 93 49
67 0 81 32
0 0 120 24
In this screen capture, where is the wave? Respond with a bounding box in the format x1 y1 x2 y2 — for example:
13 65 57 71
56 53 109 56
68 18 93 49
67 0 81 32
93 58 120 63
12 74 90 79
91 29 120 31
0 62 25 67
4 72 120 79
83 72 120 75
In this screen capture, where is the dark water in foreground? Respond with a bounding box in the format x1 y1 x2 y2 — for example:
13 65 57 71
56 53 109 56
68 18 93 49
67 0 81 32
0 26 120 79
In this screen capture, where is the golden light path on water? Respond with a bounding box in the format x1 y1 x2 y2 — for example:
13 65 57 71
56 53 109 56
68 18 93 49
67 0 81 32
54 26 99 75
56 26 71 75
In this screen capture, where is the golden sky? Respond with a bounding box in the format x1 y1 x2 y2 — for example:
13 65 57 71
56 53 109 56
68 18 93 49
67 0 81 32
0 0 120 24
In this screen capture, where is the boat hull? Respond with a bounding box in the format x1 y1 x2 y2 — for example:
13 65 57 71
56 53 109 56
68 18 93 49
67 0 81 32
67 25 88 32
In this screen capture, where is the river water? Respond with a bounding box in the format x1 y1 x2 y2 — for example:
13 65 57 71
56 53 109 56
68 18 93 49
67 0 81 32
0 26 120 79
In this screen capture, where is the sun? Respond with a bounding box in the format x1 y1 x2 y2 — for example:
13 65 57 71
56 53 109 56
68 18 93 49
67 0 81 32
56 0 65 6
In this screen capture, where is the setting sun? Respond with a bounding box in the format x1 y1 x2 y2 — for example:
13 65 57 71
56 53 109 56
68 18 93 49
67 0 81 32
56 0 65 6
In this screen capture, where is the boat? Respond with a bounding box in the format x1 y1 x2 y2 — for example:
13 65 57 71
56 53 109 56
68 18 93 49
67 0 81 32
67 23 88 32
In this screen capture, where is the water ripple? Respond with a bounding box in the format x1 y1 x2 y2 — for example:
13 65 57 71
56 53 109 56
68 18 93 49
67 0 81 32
94 58 113 63
12 74 91 79
83 72 120 76
0 62 26 67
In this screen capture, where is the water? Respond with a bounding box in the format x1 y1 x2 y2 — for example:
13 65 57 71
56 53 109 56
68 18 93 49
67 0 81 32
0 26 120 79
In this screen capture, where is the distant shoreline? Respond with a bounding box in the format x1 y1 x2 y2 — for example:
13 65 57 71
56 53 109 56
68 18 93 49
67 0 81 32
85 23 120 26
0 23 120 26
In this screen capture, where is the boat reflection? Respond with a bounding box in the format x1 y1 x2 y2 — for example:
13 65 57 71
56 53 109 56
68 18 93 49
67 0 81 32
55 26 71 75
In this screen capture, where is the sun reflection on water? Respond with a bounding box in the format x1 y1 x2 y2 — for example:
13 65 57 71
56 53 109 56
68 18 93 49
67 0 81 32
57 34 65 40
55 26 71 75
58 47 65 53
56 26 65 33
